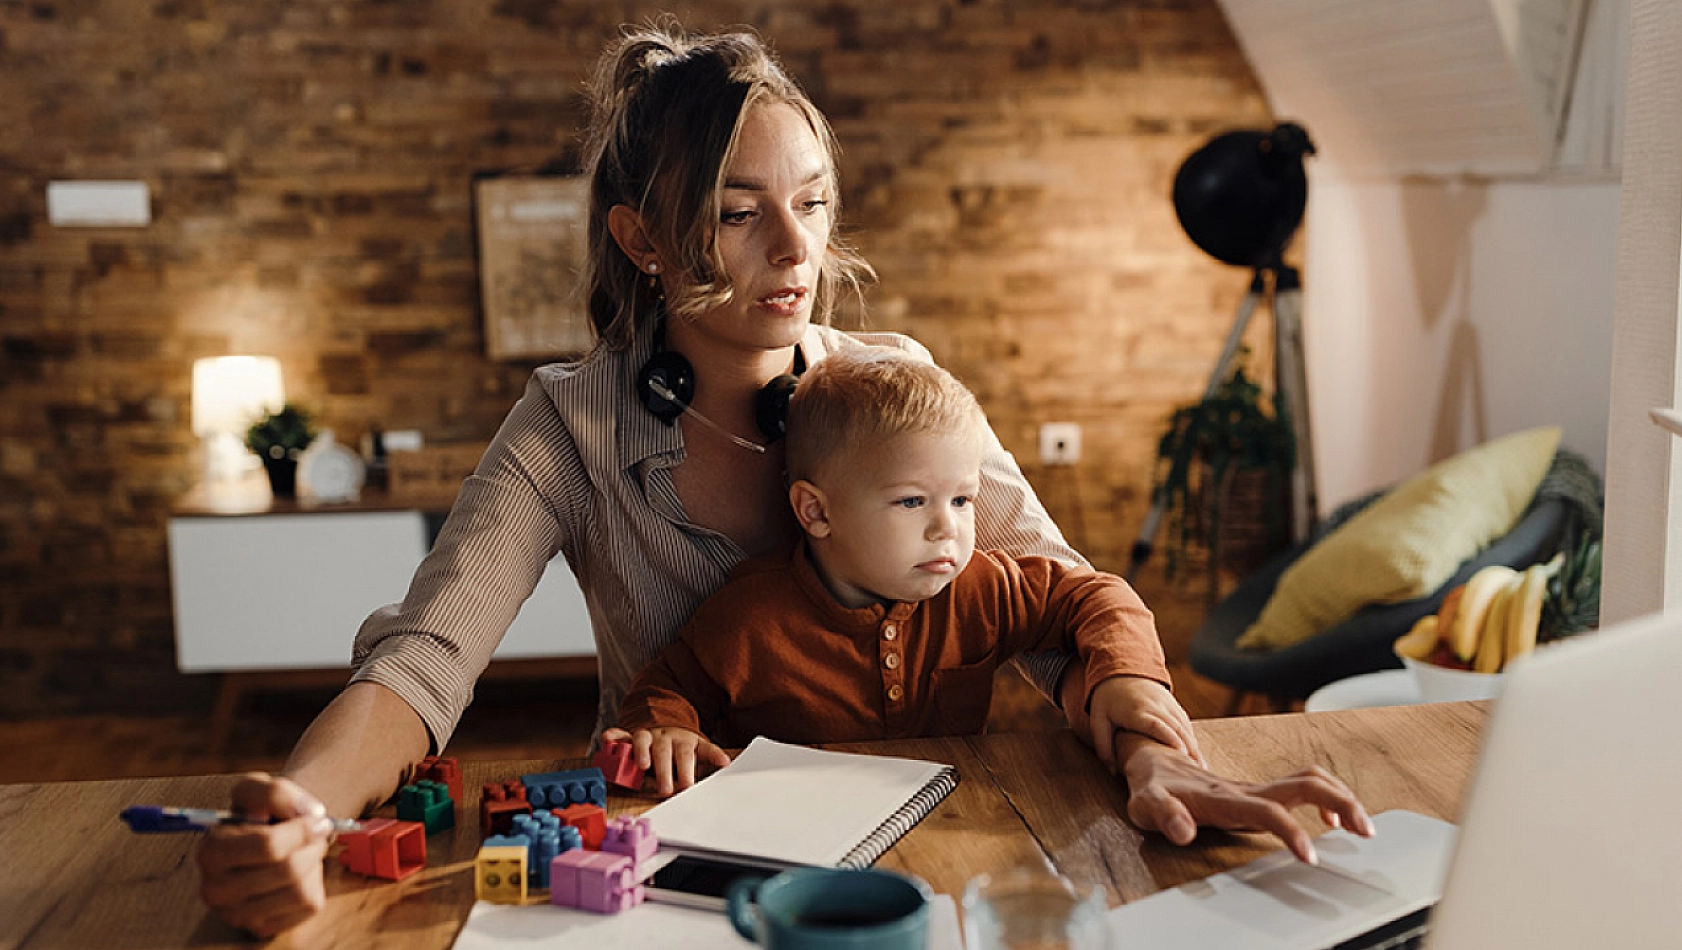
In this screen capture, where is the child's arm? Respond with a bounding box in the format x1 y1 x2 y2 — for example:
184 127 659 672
613 639 733 796
984 553 1201 764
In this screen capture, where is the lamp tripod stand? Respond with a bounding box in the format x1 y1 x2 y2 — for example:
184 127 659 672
1126 262 1318 582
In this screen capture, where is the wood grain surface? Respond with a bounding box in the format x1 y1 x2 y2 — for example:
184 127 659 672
0 703 1487 949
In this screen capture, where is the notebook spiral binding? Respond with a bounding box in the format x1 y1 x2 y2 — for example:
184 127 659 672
837 766 960 869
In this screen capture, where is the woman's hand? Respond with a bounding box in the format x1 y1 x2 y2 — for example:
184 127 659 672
601 726 731 797
195 772 336 937
1115 734 1375 865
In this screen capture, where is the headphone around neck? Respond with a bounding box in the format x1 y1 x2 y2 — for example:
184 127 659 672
636 320 804 447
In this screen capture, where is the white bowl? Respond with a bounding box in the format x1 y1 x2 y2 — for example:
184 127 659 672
1401 657 1506 703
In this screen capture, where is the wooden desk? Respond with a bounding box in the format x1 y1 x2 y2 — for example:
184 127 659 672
0 703 1484 949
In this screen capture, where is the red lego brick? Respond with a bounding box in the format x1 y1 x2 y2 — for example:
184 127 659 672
554 803 607 850
592 741 643 791
480 779 533 836
419 754 463 802
338 818 426 881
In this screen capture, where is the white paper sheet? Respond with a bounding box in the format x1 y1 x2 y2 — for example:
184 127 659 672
450 892 964 950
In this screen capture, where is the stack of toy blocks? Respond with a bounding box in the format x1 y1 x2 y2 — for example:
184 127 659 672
549 816 658 914
417 755 463 801
339 818 427 881
480 779 532 836
396 779 455 834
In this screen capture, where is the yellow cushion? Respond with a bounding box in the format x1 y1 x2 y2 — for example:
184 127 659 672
1236 426 1561 651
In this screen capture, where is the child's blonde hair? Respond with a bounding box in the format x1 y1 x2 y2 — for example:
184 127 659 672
786 350 985 483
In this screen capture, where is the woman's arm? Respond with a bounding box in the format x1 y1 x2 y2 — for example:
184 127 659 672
195 682 430 937
283 681 433 817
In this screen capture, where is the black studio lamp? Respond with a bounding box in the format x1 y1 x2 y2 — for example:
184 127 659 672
1128 122 1321 580
1172 122 1316 269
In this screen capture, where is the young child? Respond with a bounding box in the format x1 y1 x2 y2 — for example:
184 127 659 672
609 349 1197 794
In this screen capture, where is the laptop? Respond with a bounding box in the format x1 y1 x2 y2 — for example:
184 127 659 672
1104 609 1682 949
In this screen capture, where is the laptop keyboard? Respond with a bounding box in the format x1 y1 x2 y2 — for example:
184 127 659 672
1330 905 1433 950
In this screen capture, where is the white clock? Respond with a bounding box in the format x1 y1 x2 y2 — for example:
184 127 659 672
299 431 366 503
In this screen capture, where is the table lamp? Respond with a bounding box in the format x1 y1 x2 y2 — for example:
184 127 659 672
191 355 285 483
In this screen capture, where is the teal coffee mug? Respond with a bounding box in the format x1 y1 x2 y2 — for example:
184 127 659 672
728 867 932 949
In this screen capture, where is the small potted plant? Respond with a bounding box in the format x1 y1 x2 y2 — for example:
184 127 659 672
246 403 317 497
1152 355 1295 592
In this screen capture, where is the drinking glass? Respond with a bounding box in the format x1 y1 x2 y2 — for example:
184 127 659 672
962 865 1109 950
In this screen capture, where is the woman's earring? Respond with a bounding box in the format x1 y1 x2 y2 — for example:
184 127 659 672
645 261 661 291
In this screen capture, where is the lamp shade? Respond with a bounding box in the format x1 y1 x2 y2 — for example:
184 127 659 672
192 356 285 438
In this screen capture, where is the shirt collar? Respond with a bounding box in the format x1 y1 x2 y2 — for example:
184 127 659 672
788 535 919 628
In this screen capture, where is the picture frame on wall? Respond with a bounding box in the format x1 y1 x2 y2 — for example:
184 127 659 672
472 173 593 360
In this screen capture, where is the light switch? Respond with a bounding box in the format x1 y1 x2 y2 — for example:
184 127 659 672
1039 423 1081 465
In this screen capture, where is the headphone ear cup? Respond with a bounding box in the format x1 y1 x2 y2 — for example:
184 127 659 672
637 350 696 425
755 374 800 443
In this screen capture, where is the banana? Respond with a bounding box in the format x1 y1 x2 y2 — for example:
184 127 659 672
1504 564 1549 664
1394 614 1439 661
1450 566 1520 662
1473 583 1509 673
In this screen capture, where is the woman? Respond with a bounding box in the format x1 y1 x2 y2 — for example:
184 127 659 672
197 23 1370 937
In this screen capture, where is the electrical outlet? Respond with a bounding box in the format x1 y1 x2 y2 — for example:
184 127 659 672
1039 423 1081 465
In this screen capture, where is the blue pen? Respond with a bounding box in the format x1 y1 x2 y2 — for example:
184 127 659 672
120 805 363 834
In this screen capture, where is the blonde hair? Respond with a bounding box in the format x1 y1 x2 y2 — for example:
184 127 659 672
786 350 985 483
581 20 874 350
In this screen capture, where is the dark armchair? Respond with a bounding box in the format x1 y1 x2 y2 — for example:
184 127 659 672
1188 494 1571 715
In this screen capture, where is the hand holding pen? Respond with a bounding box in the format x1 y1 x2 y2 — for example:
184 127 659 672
121 805 363 834
192 773 341 938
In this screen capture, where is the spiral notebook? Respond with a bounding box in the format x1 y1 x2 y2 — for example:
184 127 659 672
638 737 959 868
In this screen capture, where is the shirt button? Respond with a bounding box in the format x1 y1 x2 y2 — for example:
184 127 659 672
882 624 898 641
887 685 904 702
884 652 900 670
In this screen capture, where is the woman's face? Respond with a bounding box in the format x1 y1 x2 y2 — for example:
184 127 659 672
686 101 833 355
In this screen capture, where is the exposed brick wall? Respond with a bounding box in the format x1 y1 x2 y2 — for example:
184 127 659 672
0 0 1268 716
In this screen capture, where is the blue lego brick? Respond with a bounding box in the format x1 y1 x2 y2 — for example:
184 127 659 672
395 779 455 834
520 767 607 809
511 811 568 889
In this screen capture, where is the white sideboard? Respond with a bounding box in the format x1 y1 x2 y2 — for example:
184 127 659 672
167 485 593 673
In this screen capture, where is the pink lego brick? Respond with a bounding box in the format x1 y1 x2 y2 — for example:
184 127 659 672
337 818 426 881
600 815 658 866
548 850 644 914
554 803 606 850
592 741 643 790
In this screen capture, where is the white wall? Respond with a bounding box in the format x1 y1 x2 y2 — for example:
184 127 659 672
1302 173 1619 511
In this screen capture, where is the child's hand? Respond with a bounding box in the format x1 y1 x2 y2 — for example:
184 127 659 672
1088 676 1205 770
601 726 730 797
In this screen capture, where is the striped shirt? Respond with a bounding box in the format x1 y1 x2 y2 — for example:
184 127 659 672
350 325 1086 750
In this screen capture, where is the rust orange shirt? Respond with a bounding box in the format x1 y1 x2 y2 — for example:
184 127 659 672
616 543 1169 746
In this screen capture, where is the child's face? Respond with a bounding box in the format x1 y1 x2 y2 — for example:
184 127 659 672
806 426 983 608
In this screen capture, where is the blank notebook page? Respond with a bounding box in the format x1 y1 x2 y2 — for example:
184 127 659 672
639 737 955 867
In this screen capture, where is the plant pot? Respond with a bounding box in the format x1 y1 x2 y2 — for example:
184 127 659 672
262 456 299 498
1213 467 1292 578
